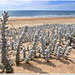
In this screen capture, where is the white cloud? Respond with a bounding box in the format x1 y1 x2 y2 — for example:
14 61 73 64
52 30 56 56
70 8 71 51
15 0 75 1
0 0 75 10
13 0 75 1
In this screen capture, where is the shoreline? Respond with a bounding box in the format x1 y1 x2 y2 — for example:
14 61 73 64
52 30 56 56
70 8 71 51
9 16 75 18
9 17 75 21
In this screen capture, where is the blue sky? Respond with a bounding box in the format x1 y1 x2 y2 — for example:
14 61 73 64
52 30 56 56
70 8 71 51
0 0 75 10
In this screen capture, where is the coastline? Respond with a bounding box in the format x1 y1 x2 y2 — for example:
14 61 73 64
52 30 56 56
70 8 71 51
9 16 75 19
7 17 75 28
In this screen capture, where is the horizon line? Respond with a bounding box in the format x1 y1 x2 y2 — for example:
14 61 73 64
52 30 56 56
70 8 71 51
0 9 75 11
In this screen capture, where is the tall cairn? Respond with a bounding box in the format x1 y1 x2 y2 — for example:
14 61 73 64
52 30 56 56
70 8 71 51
63 46 72 59
58 30 62 46
23 46 26 60
25 49 35 63
40 36 46 58
54 42 59 55
1 11 13 73
31 34 38 57
56 46 62 59
44 49 50 62
52 38 57 53
25 34 38 63
48 44 52 56
45 31 50 45
62 40 70 54
16 25 28 66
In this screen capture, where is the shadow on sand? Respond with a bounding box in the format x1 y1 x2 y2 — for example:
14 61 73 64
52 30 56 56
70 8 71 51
59 59 70 64
17 57 75 74
58 57 75 65
67 58 75 64
32 59 56 67
18 63 48 74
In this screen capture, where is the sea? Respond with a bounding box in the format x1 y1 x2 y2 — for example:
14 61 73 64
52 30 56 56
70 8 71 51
0 10 75 17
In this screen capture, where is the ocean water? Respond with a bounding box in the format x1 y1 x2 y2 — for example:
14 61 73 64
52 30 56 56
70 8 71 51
0 10 75 17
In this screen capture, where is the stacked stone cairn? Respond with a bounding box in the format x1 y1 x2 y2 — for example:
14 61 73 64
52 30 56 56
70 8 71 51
15 25 28 66
0 11 13 73
25 34 38 63
0 11 74 73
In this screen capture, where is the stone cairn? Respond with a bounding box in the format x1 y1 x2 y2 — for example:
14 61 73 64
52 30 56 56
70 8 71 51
0 11 13 73
0 11 75 73
15 25 28 66
25 34 38 63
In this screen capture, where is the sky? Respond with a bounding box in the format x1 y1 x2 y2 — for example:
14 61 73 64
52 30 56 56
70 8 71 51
0 0 75 10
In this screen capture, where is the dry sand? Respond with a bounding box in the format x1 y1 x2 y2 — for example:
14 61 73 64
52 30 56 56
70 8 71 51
8 17 75 28
13 50 75 74
1 17 75 73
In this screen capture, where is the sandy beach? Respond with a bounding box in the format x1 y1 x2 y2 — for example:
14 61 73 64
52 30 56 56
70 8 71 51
0 0 75 74
4 17 75 74
8 17 75 28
